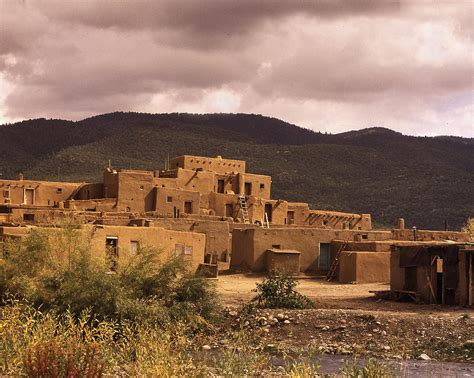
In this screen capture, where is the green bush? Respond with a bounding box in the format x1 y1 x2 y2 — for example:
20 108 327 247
0 225 220 327
249 272 313 309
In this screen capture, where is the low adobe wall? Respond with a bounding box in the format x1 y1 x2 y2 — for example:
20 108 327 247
231 227 392 273
339 251 390 283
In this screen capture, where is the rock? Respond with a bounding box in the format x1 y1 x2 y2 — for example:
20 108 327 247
381 330 387 336
228 310 238 317
322 326 330 331
277 313 285 320
270 318 279 326
284 320 291 325
262 328 270 333
418 353 431 360
243 321 250 327
383 346 391 351
202 345 211 351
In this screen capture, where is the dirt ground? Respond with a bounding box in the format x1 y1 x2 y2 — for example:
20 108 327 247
213 274 474 362
216 273 474 315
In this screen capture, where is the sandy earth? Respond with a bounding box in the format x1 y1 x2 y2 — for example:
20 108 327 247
216 273 474 316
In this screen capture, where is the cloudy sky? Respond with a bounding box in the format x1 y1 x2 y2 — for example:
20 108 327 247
0 0 472 137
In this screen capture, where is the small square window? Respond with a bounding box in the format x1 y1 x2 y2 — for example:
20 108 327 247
3 190 9 198
185 246 193 255
260 183 265 189
167 196 173 203
56 188 63 193
130 241 139 254
175 243 184 256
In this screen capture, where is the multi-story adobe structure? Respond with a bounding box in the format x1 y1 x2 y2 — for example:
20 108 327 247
0 155 471 296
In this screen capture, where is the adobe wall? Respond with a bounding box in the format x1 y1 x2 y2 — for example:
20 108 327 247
238 173 272 199
115 171 156 212
286 203 372 230
154 187 200 216
155 169 215 195
266 251 301 275
0 179 83 206
147 218 231 261
66 198 117 212
339 251 390 283
74 183 104 200
89 225 206 272
391 229 469 242
231 227 392 273
170 155 246 175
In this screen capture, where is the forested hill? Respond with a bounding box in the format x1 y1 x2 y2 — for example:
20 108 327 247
1 112 473 230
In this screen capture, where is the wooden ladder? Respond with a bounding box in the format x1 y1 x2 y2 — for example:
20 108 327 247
238 195 250 224
326 242 347 281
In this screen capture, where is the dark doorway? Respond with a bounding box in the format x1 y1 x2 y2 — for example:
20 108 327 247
184 201 192 214
217 179 225 193
287 211 295 225
404 267 417 291
264 203 273 223
319 243 331 270
244 182 252 195
435 257 443 304
225 204 234 218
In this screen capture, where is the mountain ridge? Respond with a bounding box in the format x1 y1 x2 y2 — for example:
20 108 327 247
1 112 472 230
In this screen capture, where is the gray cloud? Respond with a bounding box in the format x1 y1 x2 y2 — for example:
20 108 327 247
0 0 472 137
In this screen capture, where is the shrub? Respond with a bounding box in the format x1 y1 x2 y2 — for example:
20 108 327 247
0 224 220 326
249 272 313 309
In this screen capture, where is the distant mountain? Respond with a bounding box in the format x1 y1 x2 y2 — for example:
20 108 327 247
1 112 473 230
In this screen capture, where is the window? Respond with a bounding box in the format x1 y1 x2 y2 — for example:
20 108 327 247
126 206 131 212
264 203 273 223
24 188 35 205
217 179 225 193
185 246 193 255
23 213 35 221
287 211 295 225
167 196 173 202
225 204 234 218
56 187 63 193
175 243 185 256
130 241 139 254
362 234 368 240
244 182 252 195
184 201 192 213
3 190 10 198
260 183 265 190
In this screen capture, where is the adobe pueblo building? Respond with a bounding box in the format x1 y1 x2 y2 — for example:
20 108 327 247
0 154 471 298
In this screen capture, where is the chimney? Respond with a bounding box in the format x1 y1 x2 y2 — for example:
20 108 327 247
398 218 405 230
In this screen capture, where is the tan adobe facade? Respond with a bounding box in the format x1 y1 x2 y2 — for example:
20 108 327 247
0 154 471 291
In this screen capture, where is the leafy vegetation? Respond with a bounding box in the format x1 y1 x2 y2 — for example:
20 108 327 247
249 272 313 309
1 112 472 230
0 224 220 327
